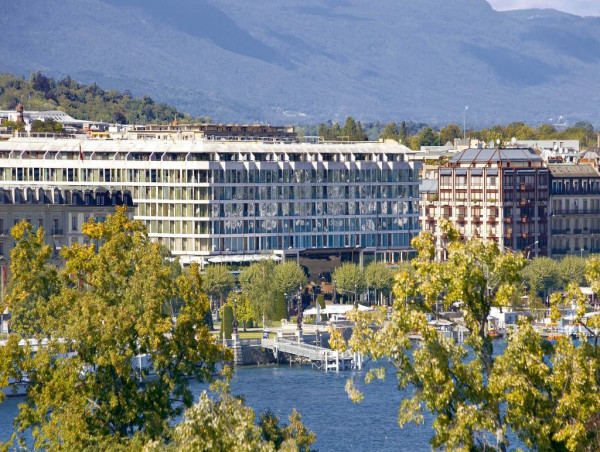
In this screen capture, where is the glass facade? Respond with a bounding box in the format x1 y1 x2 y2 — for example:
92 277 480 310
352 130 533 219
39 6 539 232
0 140 421 259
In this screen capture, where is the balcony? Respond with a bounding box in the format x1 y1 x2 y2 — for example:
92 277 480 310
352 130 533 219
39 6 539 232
552 209 600 215
574 228 583 235
51 228 64 236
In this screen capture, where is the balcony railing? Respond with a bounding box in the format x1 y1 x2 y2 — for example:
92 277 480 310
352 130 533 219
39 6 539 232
552 209 600 215
51 228 64 236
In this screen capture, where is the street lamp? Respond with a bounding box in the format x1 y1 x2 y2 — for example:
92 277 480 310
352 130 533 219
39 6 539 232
463 106 469 140
354 283 358 309
581 248 584 259
232 296 238 335
284 292 288 320
297 284 303 332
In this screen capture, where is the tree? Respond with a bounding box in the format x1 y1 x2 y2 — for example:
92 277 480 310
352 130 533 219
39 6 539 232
380 122 400 142
0 208 228 450
274 292 288 321
416 127 441 148
31 118 62 133
439 123 462 145
332 223 526 450
147 370 316 452
537 123 557 139
239 260 277 323
364 262 394 305
203 264 235 314
334 225 600 451
222 305 233 339
272 261 307 301
332 263 364 304
341 116 367 141
225 292 257 331
558 255 586 288
520 256 561 299
4 221 59 336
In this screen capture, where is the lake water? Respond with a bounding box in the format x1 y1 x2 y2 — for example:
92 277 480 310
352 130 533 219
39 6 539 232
0 341 526 450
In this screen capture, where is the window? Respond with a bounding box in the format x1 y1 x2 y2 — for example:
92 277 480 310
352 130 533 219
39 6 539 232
72 215 77 231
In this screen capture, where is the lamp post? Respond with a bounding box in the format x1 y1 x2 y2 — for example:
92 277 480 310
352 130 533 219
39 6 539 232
296 285 303 332
284 292 288 320
581 248 584 259
354 283 358 309
232 296 238 335
463 106 469 140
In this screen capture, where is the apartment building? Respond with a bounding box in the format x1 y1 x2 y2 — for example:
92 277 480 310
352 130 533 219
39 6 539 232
423 148 549 258
549 164 600 256
0 137 421 270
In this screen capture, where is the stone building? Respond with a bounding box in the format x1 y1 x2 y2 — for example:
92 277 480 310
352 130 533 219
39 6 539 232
548 164 600 256
424 148 549 258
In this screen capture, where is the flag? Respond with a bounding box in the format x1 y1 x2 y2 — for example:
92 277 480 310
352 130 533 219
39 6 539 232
79 143 84 161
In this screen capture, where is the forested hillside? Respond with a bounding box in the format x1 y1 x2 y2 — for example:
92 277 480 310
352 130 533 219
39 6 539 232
0 72 205 124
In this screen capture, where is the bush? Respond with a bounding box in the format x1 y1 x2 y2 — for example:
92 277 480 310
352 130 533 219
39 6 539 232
316 294 325 309
275 292 287 321
246 319 254 329
222 306 233 339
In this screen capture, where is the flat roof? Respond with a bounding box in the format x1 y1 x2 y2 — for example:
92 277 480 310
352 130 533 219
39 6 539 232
450 148 542 164
548 164 600 178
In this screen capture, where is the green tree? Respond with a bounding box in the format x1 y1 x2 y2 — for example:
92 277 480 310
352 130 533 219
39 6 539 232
537 123 558 139
380 122 400 141
225 292 257 331
364 262 394 305
274 292 288 322
416 127 441 148
332 262 364 304
239 260 277 323
273 261 307 301
30 118 62 133
203 264 235 314
222 305 233 339
316 294 325 309
558 255 586 288
439 123 462 145
521 256 561 299
0 207 228 450
341 116 367 141
148 370 316 452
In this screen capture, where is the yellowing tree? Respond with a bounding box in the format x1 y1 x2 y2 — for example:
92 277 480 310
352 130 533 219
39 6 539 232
0 207 229 450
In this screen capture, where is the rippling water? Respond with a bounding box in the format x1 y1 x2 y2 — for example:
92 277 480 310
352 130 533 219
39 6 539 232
0 341 526 451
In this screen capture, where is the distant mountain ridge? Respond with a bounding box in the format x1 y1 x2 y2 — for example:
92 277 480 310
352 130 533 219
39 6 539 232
1 0 599 125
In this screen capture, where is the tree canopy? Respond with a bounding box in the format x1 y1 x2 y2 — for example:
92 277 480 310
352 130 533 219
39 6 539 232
0 72 208 125
332 262 364 303
0 208 228 449
332 223 600 451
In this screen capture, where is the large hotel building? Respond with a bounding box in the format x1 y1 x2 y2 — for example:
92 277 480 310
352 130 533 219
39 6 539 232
0 131 421 273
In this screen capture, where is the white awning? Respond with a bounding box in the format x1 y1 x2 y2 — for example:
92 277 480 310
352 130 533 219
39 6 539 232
303 304 372 316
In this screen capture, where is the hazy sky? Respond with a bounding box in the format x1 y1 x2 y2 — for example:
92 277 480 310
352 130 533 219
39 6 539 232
488 0 600 16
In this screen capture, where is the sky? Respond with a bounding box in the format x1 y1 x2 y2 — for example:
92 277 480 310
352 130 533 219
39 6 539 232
488 0 600 16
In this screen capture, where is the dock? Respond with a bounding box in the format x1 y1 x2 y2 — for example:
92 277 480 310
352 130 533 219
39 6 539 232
260 337 362 372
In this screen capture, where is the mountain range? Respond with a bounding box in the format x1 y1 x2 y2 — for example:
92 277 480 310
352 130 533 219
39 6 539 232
1 0 599 125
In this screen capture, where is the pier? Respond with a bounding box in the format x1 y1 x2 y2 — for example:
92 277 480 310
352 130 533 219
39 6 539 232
260 337 362 372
